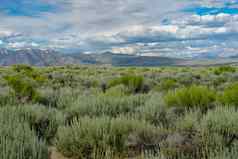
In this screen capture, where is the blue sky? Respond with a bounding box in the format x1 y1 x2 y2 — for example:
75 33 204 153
0 0 60 16
1 0 238 58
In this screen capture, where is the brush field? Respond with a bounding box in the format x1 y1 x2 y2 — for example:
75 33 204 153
1 64 238 159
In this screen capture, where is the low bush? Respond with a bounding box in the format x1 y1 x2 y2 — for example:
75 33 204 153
0 107 48 159
200 107 238 148
4 74 40 103
157 79 178 91
12 64 34 73
159 111 202 159
220 82 238 106
0 94 17 107
175 72 195 86
104 84 130 97
165 85 216 111
207 146 238 159
214 66 236 75
175 110 201 133
108 75 146 94
56 116 165 158
65 94 147 122
135 93 168 126
38 87 78 109
12 64 46 84
18 105 64 144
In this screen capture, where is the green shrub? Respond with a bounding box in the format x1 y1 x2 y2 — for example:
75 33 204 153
65 94 147 121
18 105 64 144
160 132 202 159
4 74 40 103
108 75 146 94
38 87 79 109
220 82 238 106
157 79 178 91
207 146 238 159
214 66 236 75
56 116 164 158
165 85 216 111
175 72 195 86
200 107 238 148
12 64 46 84
135 93 168 126
0 94 17 107
0 107 48 159
212 76 227 88
159 111 203 159
104 84 130 97
175 110 201 133
12 64 34 73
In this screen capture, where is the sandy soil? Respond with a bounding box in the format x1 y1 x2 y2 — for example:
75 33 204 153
49 147 69 159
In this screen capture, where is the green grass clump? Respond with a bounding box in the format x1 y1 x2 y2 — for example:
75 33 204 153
165 85 216 111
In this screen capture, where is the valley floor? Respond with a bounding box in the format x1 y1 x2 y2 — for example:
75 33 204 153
0 64 238 159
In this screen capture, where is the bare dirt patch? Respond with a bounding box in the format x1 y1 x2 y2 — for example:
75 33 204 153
49 147 69 159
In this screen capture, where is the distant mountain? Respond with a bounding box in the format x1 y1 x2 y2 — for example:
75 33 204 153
0 49 184 66
69 52 183 66
0 48 74 66
0 48 238 66
192 52 220 59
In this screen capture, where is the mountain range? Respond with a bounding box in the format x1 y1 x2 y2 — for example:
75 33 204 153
0 48 238 66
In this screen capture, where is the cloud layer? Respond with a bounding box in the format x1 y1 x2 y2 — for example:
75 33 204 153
1 0 238 58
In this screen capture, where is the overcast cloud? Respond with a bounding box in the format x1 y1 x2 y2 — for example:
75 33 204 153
0 0 238 58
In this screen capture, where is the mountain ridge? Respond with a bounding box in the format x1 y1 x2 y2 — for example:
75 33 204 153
0 48 238 67
0 48 183 66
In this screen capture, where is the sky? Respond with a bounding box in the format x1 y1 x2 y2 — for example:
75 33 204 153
1 0 238 58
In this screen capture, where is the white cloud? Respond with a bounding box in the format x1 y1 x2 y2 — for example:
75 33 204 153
111 45 141 54
7 42 27 48
1 0 238 58
0 29 16 38
6 41 41 49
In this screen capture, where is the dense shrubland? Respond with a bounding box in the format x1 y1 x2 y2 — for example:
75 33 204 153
1 64 238 158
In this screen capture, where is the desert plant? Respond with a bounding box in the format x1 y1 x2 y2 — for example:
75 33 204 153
4 74 40 103
104 84 130 97
200 106 238 148
56 116 164 159
12 64 46 84
18 105 64 144
12 64 34 73
0 107 48 159
108 75 146 94
135 93 168 126
214 66 236 75
65 94 148 122
165 85 216 111
157 79 178 91
220 82 238 106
